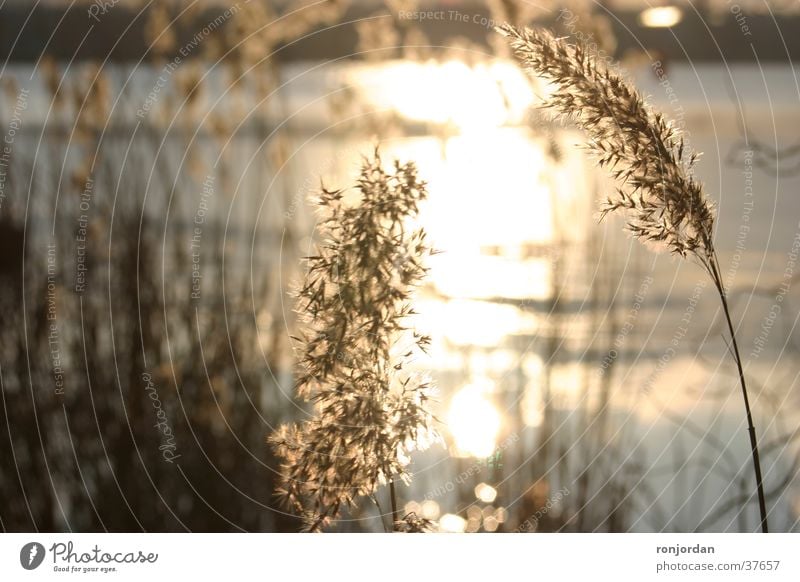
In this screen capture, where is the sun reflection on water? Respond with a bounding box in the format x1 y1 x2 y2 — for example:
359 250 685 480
362 59 586 461
346 59 535 131
447 381 501 458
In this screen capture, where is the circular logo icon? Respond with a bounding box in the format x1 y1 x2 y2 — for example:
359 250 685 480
20 542 45 570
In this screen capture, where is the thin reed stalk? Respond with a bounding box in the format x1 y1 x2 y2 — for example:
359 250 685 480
707 255 768 531
389 480 399 531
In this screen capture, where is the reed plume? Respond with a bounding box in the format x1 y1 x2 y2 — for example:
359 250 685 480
270 151 437 532
499 23 769 532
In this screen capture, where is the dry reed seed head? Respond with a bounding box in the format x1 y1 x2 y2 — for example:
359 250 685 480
270 151 438 531
395 512 436 533
498 24 716 265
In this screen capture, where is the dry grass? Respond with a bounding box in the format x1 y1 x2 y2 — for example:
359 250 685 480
270 151 438 532
500 23 769 532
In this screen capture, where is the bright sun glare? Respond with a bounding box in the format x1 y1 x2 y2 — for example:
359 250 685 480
348 59 534 131
363 59 588 462
447 382 501 458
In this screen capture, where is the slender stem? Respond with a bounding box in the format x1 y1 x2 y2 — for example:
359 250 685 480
389 480 399 532
370 495 390 533
709 253 769 532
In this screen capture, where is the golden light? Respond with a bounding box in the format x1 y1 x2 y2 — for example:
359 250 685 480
467 505 483 521
380 122 570 374
348 60 535 132
465 508 483 532
447 382 501 458
421 499 440 520
416 299 526 347
520 355 545 427
404 501 420 516
439 513 467 533
639 6 683 28
483 515 499 532
474 482 498 504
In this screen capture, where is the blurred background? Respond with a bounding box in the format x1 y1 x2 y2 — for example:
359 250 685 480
1 0 800 533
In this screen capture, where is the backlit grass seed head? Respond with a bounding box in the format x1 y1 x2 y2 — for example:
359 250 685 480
499 24 716 269
270 150 438 531
500 24 772 534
